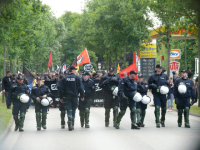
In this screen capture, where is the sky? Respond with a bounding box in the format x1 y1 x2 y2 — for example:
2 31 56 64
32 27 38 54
41 0 86 18
41 0 161 28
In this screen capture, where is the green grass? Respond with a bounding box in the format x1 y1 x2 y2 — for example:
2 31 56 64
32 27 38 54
0 95 12 135
173 101 200 114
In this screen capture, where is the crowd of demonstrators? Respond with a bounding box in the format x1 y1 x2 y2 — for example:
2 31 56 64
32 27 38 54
2 64 198 132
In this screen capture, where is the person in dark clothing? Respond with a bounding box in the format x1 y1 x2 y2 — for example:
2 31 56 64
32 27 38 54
7 75 30 132
59 66 84 131
99 67 121 127
31 77 52 130
79 72 95 128
2 70 13 109
188 69 193 79
174 70 195 128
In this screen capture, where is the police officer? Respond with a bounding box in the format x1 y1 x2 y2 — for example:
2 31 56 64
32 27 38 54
59 66 84 131
99 67 121 127
148 64 170 128
115 70 140 129
7 75 30 132
136 75 148 127
31 77 52 130
173 70 195 128
3 70 13 109
56 71 66 129
79 72 95 128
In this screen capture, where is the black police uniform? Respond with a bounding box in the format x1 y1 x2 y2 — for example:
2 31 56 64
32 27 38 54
99 73 121 127
148 71 170 127
3 75 13 108
31 84 51 130
136 81 148 127
174 76 195 128
116 76 139 129
79 78 95 128
7 81 30 131
57 77 66 129
60 73 84 130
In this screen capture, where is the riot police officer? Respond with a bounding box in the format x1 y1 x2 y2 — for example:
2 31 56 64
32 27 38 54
115 70 140 129
173 70 195 128
148 64 170 128
56 72 66 129
7 75 30 132
59 66 84 131
31 77 52 130
99 67 121 127
79 72 95 128
136 75 149 127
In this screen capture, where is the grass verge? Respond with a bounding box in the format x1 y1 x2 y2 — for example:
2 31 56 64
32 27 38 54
172 101 200 114
0 94 12 135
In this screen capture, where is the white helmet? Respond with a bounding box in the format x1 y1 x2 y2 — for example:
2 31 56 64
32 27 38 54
141 95 151 104
41 98 49 106
160 86 169 94
178 83 187 94
130 91 142 102
20 94 29 103
112 87 118 96
47 97 53 105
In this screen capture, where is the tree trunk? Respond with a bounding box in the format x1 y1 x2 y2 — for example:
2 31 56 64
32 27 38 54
166 26 171 77
3 42 6 77
115 48 117 70
6 47 9 71
17 57 19 73
198 21 200 107
124 40 127 67
13 59 15 74
29 59 30 71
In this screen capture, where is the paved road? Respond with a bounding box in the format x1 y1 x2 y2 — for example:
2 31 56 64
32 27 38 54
0 104 200 150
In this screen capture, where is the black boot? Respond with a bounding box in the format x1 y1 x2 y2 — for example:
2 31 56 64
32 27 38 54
136 108 141 127
36 112 41 130
61 111 65 129
19 112 25 132
80 110 85 127
105 108 110 127
115 110 126 129
13 115 19 131
155 106 160 128
113 106 118 127
177 109 183 127
131 107 140 129
184 107 190 128
161 107 166 127
68 122 73 131
85 108 90 128
140 110 146 127
42 112 47 129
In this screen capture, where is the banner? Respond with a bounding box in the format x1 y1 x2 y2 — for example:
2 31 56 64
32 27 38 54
23 66 35 85
47 51 52 73
72 48 90 67
140 44 157 58
44 81 58 98
92 79 104 106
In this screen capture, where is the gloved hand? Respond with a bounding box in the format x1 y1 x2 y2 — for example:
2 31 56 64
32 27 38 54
175 98 179 105
149 83 157 89
121 94 128 100
190 99 195 106
137 84 145 90
103 79 109 85
167 94 170 100
110 77 118 82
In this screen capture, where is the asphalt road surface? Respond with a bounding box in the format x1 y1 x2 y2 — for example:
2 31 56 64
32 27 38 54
0 105 200 150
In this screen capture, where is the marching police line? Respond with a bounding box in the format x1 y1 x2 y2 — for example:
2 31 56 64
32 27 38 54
6 65 196 132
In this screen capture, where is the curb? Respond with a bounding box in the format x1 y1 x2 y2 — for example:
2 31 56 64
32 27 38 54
172 108 200 118
0 117 14 143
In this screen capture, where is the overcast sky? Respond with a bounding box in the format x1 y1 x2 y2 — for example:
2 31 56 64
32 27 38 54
41 0 161 28
41 0 86 18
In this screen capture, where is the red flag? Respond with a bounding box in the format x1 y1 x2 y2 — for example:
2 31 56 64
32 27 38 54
119 52 138 81
47 51 52 73
72 48 90 67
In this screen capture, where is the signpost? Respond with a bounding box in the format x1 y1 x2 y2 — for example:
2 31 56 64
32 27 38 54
98 62 101 70
170 49 181 59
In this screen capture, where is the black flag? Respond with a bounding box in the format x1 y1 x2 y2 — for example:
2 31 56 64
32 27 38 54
23 66 35 85
60 53 67 73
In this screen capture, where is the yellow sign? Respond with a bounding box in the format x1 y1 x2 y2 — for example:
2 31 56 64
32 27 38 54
140 44 157 58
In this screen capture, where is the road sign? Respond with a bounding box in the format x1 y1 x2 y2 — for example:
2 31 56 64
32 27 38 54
170 61 180 71
170 49 181 59
84 64 93 72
